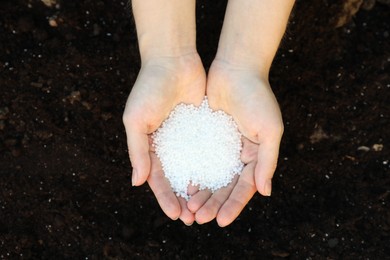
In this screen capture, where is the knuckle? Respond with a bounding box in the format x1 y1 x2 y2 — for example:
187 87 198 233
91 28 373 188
278 121 285 137
270 161 278 173
262 120 284 139
122 111 135 125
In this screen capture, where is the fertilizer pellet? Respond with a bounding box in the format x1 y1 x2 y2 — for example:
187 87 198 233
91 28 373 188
152 97 244 200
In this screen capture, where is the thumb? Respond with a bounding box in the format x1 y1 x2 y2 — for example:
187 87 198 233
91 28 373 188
254 139 281 196
125 128 151 186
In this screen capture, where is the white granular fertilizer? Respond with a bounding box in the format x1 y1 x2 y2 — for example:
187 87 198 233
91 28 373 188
152 97 244 200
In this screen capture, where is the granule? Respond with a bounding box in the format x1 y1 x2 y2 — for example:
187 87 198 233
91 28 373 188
152 97 244 200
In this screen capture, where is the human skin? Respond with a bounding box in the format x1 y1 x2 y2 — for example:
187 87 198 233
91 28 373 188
187 0 296 227
122 0 205 225
123 0 295 226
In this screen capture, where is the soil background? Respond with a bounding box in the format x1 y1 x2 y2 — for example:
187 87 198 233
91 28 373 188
1 0 389 259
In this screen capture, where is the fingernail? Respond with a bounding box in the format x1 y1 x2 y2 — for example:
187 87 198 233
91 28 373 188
264 179 272 196
131 169 138 186
184 222 193 226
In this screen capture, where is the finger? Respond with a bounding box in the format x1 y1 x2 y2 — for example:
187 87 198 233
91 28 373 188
255 139 281 196
195 175 238 224
216 163 256 227
187 189 212 213
147 152 181 220
148 135 155 152
124 128 151 186
187 183 200 196
178 197 195 226
240 137 259 164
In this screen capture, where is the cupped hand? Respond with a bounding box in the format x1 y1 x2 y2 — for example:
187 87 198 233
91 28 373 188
188 59 284 227
122 53 206 224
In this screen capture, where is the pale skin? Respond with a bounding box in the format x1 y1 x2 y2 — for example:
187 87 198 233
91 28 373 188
123 0 295 226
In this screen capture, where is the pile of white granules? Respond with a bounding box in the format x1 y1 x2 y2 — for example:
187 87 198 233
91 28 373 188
152 97 244 200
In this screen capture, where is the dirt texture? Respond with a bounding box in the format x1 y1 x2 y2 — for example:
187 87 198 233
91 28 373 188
1 0 389 259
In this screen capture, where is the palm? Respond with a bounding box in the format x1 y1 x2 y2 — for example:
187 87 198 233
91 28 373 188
187 60 284 226
123 54 206 224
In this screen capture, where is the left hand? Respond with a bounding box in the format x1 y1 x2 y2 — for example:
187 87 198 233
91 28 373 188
187 60 284 227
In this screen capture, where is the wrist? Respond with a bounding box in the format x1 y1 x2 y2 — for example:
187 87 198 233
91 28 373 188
212 54 270 80
139 52 204 86
138 31 197 62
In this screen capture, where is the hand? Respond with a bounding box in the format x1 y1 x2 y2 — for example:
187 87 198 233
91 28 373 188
187 59 284 227
123 53 206 225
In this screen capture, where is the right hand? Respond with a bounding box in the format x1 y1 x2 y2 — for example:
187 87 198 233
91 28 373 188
122 53 206 225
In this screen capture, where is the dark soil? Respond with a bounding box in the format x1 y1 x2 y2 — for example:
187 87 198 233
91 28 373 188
1 0 389 259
